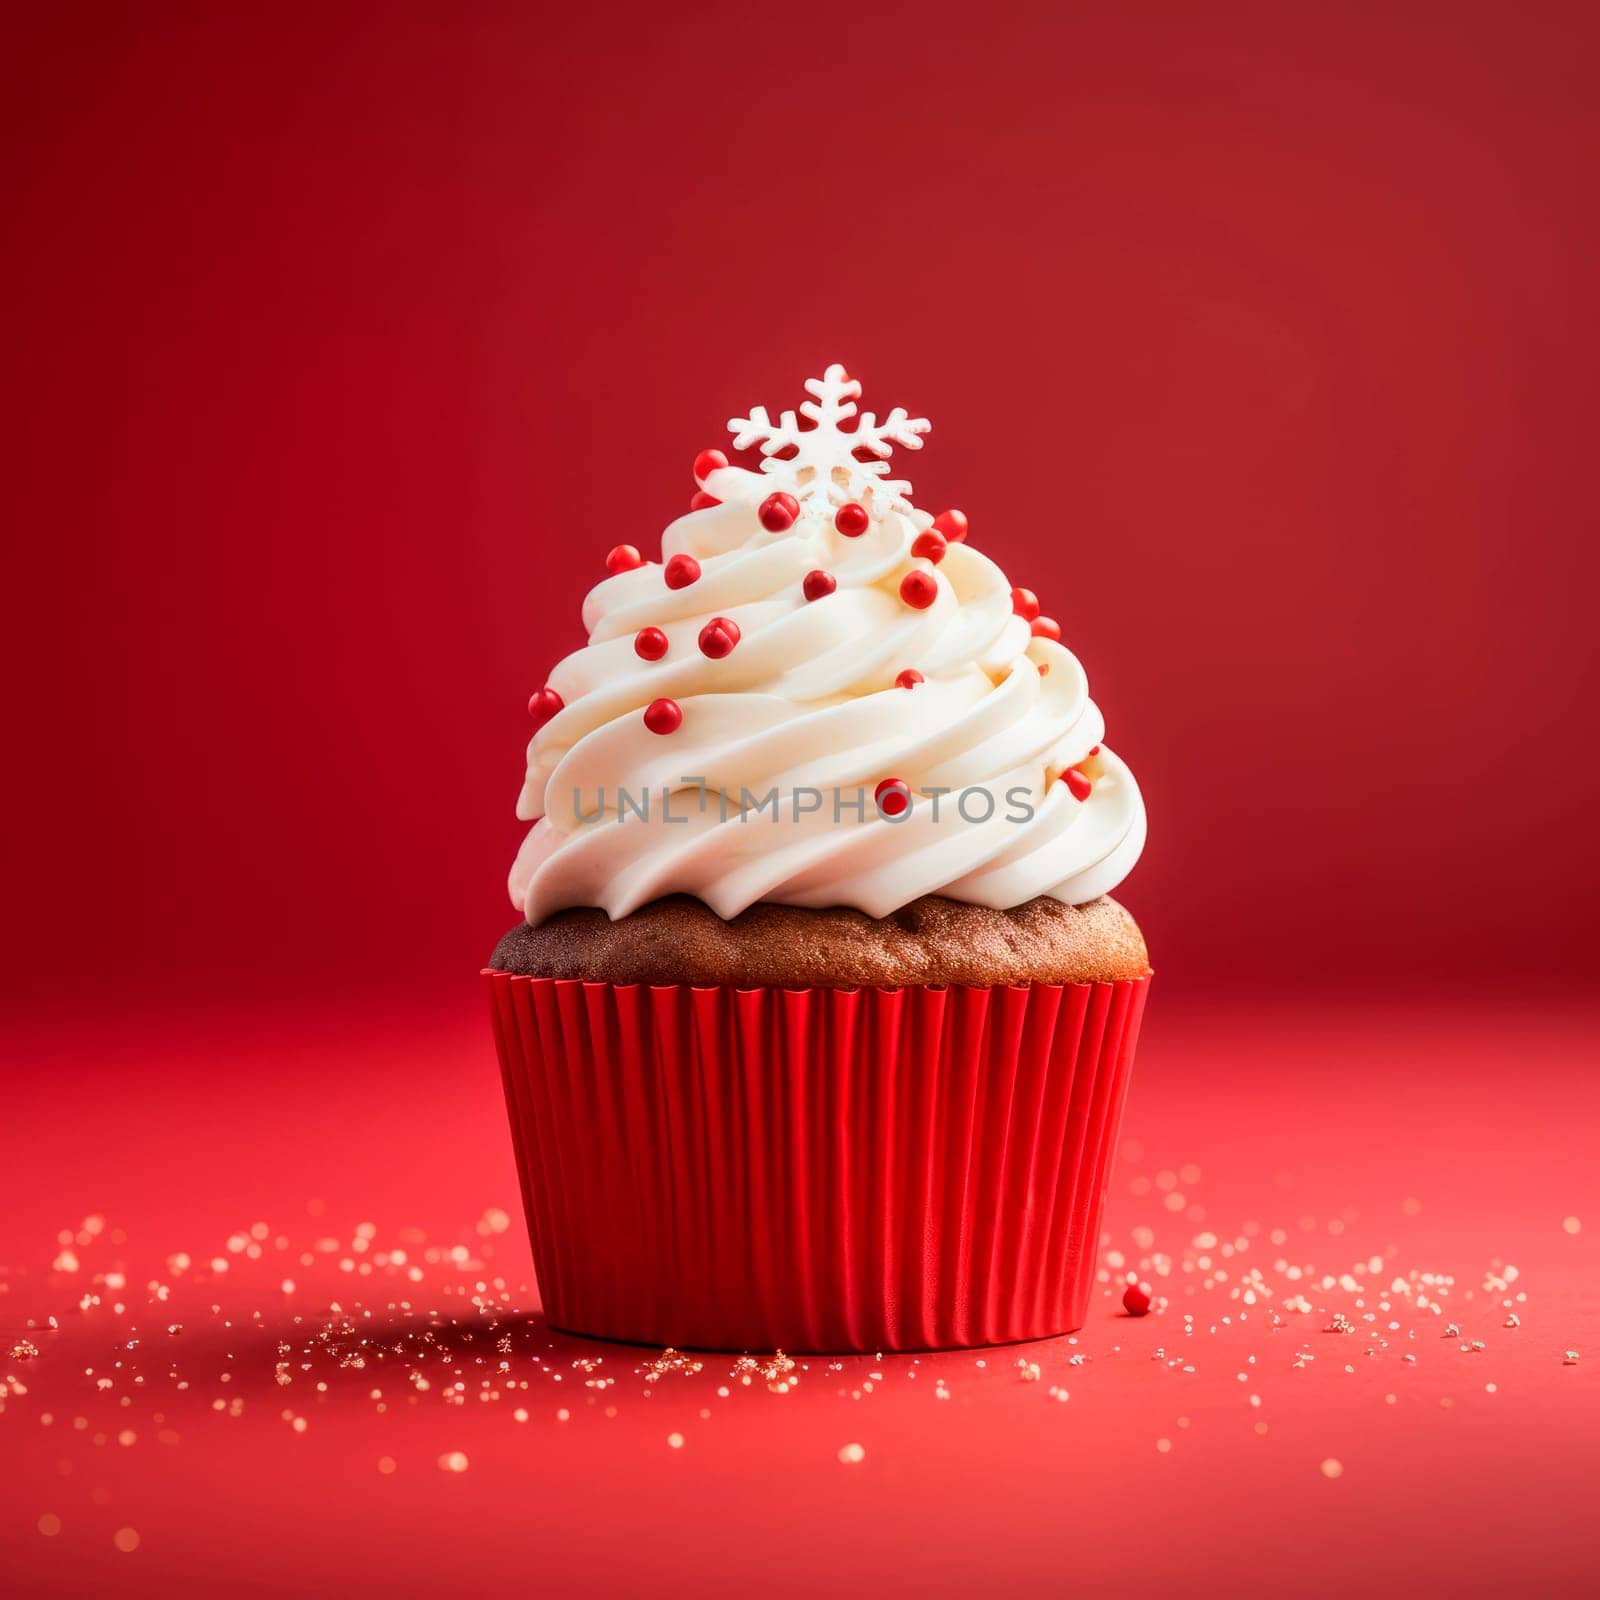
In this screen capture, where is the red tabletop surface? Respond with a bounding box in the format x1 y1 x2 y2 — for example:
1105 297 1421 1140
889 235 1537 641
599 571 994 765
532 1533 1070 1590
5 992 1596 1596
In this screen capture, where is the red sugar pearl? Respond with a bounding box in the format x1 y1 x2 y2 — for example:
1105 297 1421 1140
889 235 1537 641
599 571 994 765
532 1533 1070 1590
692 448 728 481
895 669 924 690
634 627 668 661
1122 1282 1152 1317
1030 615 1062 641
606 544 643 574
1089 744 1100 756
802 569 837 602
874 778 911 818
664 553 701 589
900 570 938 610
910 528 947 564
698 616 741 658
643 698 683 735
933 508 968 543
689 490 720 510
759 491 800 532
835 501 870 537
1063 767 1093 801
1010 586 1040 621
527 686 563 726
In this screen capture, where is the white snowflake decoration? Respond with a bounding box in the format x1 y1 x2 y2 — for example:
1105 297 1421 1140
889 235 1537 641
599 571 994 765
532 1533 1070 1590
728 363 930 518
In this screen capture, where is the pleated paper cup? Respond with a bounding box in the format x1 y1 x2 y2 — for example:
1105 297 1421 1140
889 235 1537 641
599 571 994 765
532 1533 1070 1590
483 973 1149 1352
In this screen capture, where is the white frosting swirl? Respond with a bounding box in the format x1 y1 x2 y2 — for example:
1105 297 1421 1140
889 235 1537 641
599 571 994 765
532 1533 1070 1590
508 457 1146 926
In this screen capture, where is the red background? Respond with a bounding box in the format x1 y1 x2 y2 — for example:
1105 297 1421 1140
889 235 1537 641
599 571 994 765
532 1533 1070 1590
6 0 1598 1011
5 7 1600 1595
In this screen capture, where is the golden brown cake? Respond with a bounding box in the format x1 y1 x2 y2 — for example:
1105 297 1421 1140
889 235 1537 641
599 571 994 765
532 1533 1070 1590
490 893 1148 988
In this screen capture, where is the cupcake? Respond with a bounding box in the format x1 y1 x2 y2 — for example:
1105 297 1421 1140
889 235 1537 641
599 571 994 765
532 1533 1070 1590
485 365 1149 1352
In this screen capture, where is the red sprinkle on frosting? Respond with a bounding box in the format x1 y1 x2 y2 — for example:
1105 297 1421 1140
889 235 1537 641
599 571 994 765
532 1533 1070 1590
932 509 968 543
1010 586 1040 620
759 492 800 532
1030 615 1062 641
894 669 924 689
899 570 938 610
698 616 740 658
663 553 701 590
605 544 643 574
834 502 870 537
643 698 683 735
689 490 720 510
910 529 947 564
874 778 911 818
802 570 837 602
634 627 668 661
692 448 728 481
527 686 563 725
1063 768 1093 801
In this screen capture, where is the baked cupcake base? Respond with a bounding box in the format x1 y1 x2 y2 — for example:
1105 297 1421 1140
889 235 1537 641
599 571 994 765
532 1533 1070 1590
491 893 1149 989
485 897 1149 1352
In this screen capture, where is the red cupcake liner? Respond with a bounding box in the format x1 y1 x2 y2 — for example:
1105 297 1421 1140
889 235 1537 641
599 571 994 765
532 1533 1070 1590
483 972 1150 1352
